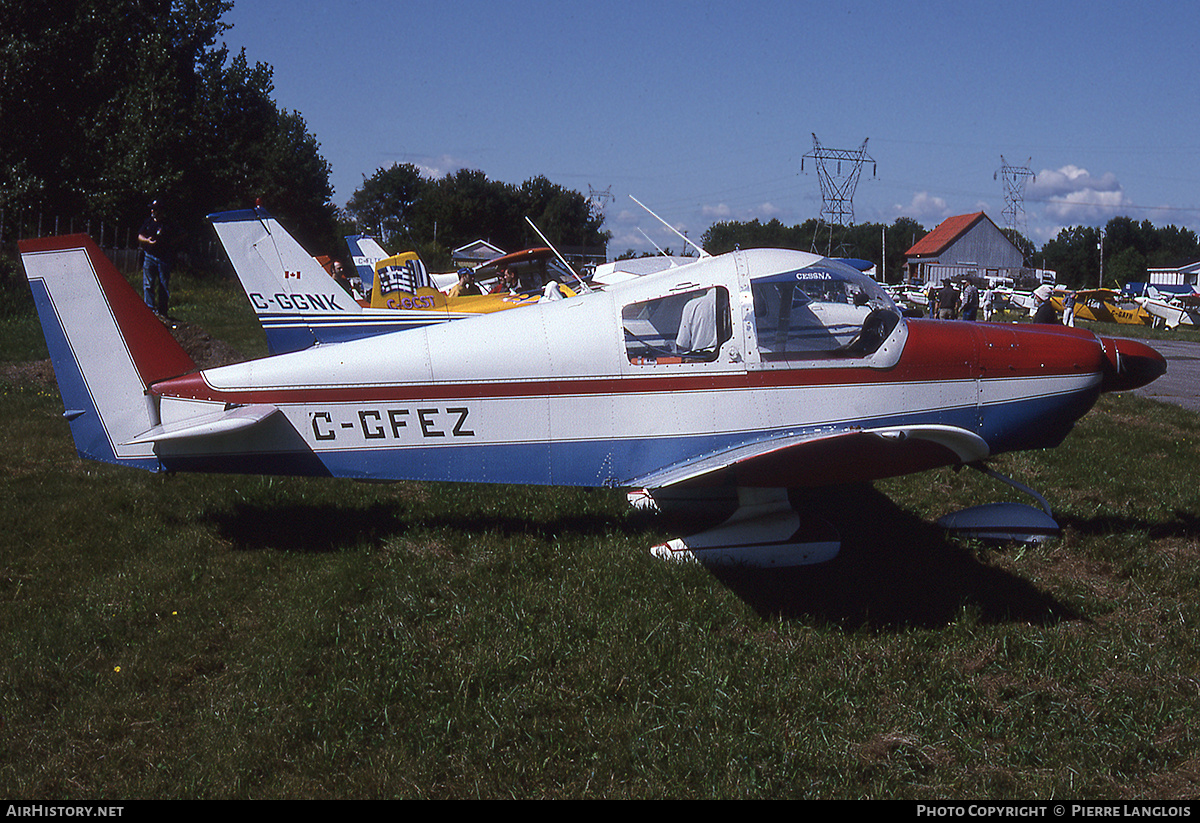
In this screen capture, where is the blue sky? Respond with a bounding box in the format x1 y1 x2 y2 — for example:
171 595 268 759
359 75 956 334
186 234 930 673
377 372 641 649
223 0 1200 256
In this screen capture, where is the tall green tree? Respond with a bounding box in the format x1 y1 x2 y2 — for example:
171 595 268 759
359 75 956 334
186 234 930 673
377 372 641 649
517 175 608 252
345 163 428 241
347 167 609 269
1041 219 1200 289
1 0 334 250
1042 225 1103 289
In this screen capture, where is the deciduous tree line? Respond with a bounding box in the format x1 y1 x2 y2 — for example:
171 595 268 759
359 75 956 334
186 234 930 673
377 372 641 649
701 215 1200 289
345 164 610 271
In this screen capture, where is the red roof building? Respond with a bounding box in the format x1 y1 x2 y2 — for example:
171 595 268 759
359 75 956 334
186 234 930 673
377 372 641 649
904 212 1025 285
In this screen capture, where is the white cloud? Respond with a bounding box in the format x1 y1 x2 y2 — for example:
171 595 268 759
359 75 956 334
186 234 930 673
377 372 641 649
1031 165 1121 198
415 154 469 179
892 192 950 224
702 203 733 220
1030 164 1132 224
700 201 787 222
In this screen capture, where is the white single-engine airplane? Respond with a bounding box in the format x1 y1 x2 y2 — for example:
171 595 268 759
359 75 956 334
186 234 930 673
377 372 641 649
21 230 1166 566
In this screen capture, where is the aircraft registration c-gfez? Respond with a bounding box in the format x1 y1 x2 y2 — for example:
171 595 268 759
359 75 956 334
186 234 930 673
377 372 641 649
20 229 1167 567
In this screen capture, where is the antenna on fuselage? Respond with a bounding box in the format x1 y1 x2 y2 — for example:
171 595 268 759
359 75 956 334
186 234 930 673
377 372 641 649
629 196 711 259
524 216 593 294
638 229 676 261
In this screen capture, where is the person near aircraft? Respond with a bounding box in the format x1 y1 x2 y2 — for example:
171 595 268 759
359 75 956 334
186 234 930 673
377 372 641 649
936 280 960 320
447 268 481 298
331 260 364 300
1063 290 1077 327
137 199 183 317
489 267 519 295
1031 284 1059 324
960 279 980 321
982 286 997 321
675 288 719 356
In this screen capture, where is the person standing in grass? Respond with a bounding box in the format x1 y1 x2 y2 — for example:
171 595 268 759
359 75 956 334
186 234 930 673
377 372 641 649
138 199 184 318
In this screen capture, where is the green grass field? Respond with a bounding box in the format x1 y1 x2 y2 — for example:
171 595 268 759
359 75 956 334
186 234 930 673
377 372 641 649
2 266 1199 798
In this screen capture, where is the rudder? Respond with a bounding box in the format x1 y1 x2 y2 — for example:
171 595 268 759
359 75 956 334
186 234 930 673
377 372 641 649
20 235 196 470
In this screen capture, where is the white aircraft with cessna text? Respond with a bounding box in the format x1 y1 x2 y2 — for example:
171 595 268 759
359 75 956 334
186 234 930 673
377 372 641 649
20 226 1167 566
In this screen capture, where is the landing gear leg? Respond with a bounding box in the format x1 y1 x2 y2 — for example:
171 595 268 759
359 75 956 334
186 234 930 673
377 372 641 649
643 487 841 568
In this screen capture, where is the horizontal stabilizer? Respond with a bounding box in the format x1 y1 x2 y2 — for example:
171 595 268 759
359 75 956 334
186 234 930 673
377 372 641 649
122 404 280 445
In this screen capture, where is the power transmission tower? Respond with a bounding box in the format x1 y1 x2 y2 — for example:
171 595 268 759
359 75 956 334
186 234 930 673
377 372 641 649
587 185 614 222
801 134 875 255
995 156 1035 238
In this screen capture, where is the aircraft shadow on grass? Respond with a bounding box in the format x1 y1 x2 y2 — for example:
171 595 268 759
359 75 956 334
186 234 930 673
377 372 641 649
204 483 1089 630
1054 509 1200 542
204 498 627 555
651 483 1085 629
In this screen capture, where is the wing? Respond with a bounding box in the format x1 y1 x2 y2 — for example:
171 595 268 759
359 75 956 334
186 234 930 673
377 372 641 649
629 424 990 491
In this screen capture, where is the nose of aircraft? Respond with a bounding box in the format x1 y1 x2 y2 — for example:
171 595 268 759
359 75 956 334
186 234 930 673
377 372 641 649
1098 336 1167 393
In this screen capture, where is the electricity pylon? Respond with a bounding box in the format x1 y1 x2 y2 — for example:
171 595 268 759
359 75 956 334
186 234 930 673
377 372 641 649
995 156 1035 237
587 185 614 222
801 134 875 255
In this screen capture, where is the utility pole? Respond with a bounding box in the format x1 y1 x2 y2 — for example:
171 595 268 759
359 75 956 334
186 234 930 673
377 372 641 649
801 134 875 256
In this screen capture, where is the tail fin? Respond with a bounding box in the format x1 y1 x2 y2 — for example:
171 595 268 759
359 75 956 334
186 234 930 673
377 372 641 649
20 235 197 470
209 207 363 354
345 234 390 295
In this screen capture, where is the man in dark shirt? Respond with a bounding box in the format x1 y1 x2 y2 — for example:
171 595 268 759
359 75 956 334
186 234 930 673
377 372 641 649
936 281 960 320
138 200 182 316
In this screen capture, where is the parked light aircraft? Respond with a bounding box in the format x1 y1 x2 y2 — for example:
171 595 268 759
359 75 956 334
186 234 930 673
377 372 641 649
369 247 574 310
213 208 580 355
20 231 1167 567
1054 288 1152 326
1135 289 1200 330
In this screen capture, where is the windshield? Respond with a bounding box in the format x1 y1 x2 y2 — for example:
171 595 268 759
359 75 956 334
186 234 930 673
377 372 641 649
751 261 900 360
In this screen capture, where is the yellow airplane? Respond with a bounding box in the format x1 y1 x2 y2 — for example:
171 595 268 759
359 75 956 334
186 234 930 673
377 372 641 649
1052 288 1152 326
371 248 576 314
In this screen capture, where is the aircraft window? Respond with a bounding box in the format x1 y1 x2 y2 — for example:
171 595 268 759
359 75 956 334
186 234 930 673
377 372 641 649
751 263 900 360
623 286 732 364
